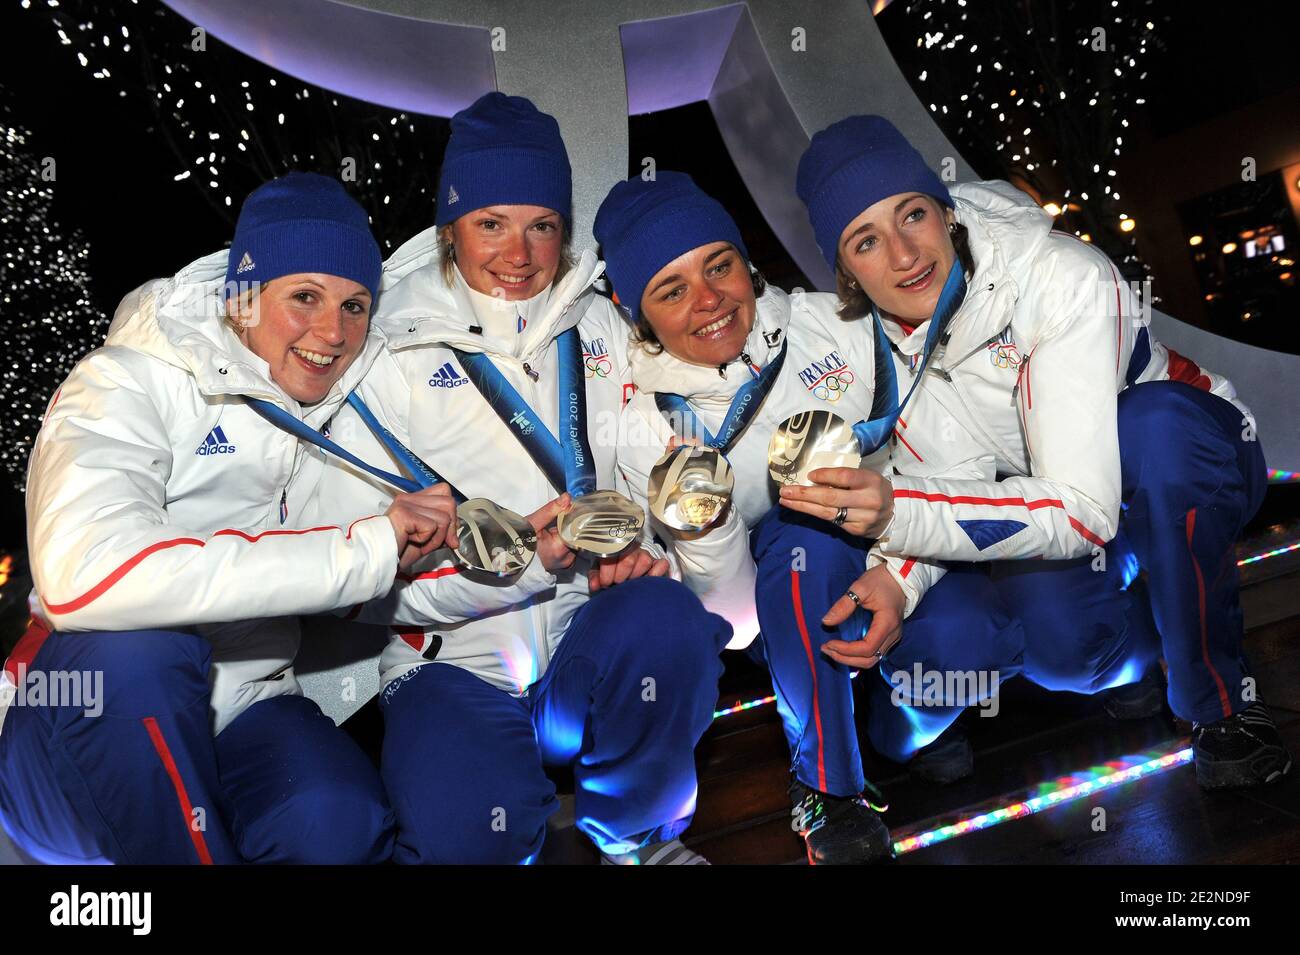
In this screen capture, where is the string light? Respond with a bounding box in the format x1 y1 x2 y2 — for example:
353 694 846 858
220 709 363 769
891 740 1194 856
1238 540 1300 567
713 695 777 720
887 1 1166 284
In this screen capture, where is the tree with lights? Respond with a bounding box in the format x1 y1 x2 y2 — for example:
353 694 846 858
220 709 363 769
2 0 451 489
880 0 1167 281
0 92 107 491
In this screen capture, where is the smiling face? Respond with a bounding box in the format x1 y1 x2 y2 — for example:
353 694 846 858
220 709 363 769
446 204 564 300
637 242 757 368
837 192 957 325
230 273 371 405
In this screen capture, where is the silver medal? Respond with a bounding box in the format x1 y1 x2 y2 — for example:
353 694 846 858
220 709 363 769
767 410 862 486
556 489 646 556
454 497 538 577
647 445 733 532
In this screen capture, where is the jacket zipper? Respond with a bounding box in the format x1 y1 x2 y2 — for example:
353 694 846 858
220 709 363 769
927 280 1030 475
717 350 758 380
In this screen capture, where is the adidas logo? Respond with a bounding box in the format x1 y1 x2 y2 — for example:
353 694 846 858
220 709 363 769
234 251 255 274
427 361 470 388
195 425 236 456
446 184 459 205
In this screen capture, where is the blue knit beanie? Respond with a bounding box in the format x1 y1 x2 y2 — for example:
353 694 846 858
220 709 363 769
224 172 382 300
435 92 572 228
593 172 748 322
796 115 953 270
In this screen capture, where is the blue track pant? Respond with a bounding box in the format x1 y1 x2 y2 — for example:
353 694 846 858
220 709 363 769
869 381 1266 759
378 576 732 863
0 627 394 864
751 505 1022 796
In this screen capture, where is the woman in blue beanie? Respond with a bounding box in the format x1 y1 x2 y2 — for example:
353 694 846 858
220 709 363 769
786 115 1289 790
0 172 460 863
597 171 1021 864
317 92 733 865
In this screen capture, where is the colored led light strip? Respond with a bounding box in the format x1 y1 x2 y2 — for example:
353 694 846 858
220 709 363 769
1267 468 1298 483
713 695 777 720
1238 540 1300 567
890 739 1193 856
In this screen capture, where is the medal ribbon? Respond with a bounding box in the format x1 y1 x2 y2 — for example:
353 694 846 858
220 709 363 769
245 393 462 500
851 263 967 455
451 327 598 499
653 340 788 454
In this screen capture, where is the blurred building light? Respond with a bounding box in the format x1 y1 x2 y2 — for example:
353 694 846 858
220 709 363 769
1042 202 1063 216
1120 219 1136 233
1188 235 1203 246
1222 242 1238 254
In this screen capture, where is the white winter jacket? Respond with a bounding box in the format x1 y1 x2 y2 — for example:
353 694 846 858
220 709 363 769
12 250 401 735
316 228 669 696
616 285 950 647
874 180 1248 566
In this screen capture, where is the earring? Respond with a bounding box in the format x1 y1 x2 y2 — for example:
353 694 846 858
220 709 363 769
948 221 958 235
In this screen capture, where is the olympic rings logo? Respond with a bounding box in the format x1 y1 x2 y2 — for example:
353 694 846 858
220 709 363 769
585 354 612 378
988 344 1022 370
811 369 855 402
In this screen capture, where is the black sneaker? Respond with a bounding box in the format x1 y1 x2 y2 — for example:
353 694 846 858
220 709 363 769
789 777 892 865
1103 668 1166 720
1192 702 1293 790
909 726 975 784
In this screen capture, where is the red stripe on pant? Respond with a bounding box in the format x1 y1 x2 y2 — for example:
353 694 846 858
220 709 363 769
790 570 828 793
141 717 215 865
1186 509 1233 719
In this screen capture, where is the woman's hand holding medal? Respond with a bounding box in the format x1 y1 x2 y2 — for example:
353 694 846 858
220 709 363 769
778 466 895 539
523 492 668 588
527 493 579 574
587 547 671 594
386 483 461 570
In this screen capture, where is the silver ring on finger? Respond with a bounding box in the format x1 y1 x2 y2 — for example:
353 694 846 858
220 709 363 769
845 588 862 607
833 506 849 526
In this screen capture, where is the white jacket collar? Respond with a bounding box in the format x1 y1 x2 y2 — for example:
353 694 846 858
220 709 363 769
375 226 606 366
626 285 792 403
103 248 385 423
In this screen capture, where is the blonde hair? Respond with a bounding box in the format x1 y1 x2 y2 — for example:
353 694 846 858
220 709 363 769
223 286 260 335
